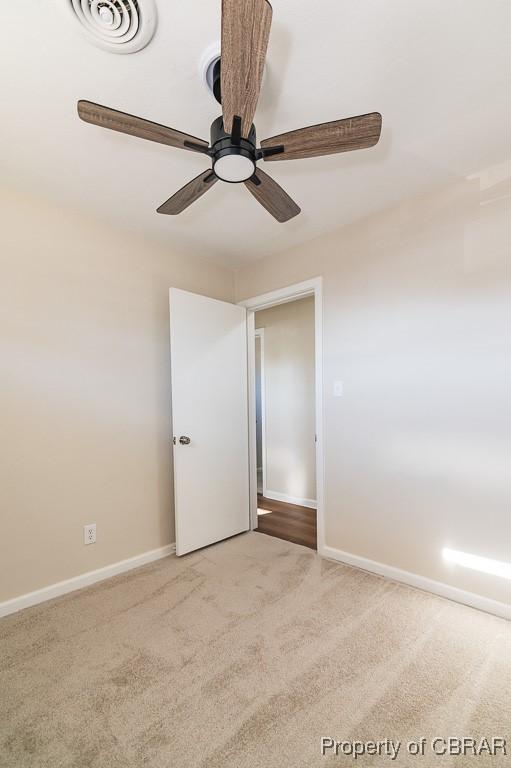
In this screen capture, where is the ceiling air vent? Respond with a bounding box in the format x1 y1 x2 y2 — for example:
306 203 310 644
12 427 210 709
69 0 157 54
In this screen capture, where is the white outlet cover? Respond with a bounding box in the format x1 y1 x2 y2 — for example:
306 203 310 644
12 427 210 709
84 523 96 545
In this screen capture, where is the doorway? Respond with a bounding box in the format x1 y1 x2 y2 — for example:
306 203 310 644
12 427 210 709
168 280 323 559
240 278 324 553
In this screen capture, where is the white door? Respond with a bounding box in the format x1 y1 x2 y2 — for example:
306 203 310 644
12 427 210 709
169 288 249 555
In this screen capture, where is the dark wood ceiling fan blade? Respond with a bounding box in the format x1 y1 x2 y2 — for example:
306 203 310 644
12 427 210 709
261 112 382 161
221 0 272 138
244 168 300 222
77 101 209 154
157 171 218 215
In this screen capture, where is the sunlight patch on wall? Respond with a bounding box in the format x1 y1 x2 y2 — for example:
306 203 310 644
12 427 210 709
443 548 511 580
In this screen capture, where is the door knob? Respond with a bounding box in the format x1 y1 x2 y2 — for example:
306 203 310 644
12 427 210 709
179 436 191 445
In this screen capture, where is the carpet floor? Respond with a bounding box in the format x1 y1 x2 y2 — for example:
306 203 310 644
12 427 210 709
1 532 510 768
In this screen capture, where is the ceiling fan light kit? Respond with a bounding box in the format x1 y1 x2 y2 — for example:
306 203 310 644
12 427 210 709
210 117 257 183
77 0 382 222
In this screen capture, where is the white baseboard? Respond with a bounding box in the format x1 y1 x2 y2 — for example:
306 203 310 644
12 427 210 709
0 543 176 619
321 545 511 621
263 489 317 509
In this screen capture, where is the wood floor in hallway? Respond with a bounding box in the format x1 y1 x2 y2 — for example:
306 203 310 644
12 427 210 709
256 495 317 550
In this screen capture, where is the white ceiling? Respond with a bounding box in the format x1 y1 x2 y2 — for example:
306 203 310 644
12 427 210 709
1 1 510 268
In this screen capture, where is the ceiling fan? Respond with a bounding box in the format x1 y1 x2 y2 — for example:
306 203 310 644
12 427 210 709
78 0 382 223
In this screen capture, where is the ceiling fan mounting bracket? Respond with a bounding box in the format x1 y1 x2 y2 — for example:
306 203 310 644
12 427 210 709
212 58 222 105
200 44 223 104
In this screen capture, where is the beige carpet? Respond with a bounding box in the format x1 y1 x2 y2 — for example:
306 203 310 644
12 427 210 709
1 532 510 768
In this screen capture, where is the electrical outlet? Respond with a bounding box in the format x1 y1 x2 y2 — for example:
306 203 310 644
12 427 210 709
84 523 96 545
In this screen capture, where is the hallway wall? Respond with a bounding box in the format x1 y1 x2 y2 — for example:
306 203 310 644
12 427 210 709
255 297 316 506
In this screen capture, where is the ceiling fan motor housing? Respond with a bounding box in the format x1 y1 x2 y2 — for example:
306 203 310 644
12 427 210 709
210 116 257 183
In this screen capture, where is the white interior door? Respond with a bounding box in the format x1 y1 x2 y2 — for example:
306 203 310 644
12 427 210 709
169 288 249 555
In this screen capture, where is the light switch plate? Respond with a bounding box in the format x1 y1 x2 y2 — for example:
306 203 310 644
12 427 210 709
333 381 343 397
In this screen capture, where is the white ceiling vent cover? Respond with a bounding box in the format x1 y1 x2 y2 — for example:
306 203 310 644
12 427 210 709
68 0 157 54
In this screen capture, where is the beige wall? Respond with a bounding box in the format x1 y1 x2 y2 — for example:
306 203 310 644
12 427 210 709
255 298 316 504
3 172 511 611
0 186 233 602
238 179 511 606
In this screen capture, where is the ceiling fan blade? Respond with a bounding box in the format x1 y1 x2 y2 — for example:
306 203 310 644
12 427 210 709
77 101 209 154
261 112 382 161
244 168 300 223
157 171 218 215
221 0 272 138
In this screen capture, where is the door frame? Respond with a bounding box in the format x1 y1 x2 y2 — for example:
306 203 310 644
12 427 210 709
254 328 267 498
238 277 324 553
